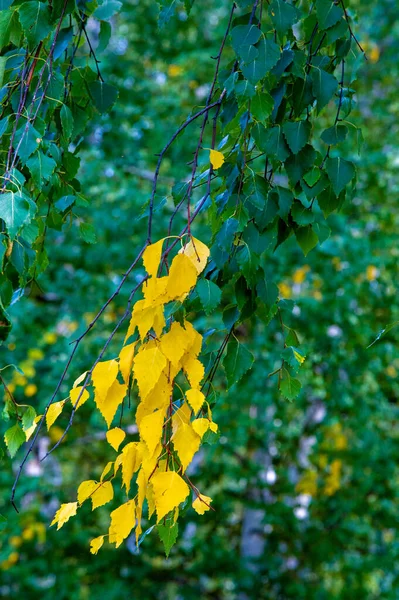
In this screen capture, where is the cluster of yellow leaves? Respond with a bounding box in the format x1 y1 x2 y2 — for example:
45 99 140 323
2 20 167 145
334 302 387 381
50 237 216 552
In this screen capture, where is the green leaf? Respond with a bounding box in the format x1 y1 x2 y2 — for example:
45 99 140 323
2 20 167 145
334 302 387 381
316 0 343 30
158 519 178 557
22 405 36 432
4 423 26 458
280 368 301 400
158 0 178 28
231 24 261 59
0 302 12 342
285 144 316 185
197 279 222 315
0 9 14 50
263 125 290 162
13 123 43 163
291 201 314 226
311 67 338 112
98 20 112 52
60 104 74 141
0 56 7 88
223 339 254 389
0 191 35 238
256 277 278 311
325 157 355 196
241 38 280 84
251 90 273 121
248 174 268 210
93 0 122 20
295 225 318 256
269 0 300 35
88 81 118 114
26 152 56 189
321 124 348 145
317 184 345 217
79 222 97 244
281 346 306 372
367 321 399 348
18 1 52 45
283 120 311 154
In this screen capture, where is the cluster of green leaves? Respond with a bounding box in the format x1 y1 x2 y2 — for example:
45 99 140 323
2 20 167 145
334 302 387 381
0 0 121 342
173 0 363 405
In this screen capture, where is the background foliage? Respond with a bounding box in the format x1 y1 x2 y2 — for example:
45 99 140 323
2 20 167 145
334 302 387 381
1 0 399 598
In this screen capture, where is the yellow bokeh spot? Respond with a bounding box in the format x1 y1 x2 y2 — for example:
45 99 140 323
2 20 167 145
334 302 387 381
369 46 380 63
49 425 65 443
22 526 35 541
386 365 397 378
278 282 292 299
324 459 342 496
168 64 183 77
313 290 323 301
25 384 38 397
7 382 16 394
7 342 16 351
296 469 317 496
14 374 27 387
28 348 44 361
292 265 310 284
7 552 19 565
44 332 57 345
9 536 22 548
366 265 378 282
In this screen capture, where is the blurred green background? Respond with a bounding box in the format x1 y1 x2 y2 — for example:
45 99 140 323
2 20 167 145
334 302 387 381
1 0 399 598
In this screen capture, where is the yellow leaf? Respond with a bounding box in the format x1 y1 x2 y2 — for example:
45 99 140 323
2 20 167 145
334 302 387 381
139 409 165 456
166 254 198 301
182 320 203 356
172 423 201 472
192 418 210 439
159 321 192 367
69 386 89 410
78 480 113 510
90 535 105 555
133 346 167 400
101 461 114 481
106 427 126 451
136 373 171 427
142 238 165 278
182 355 204 389
92 360 119 400
51 502 78 530
151 471 190 522
118 343 136 384
143 276 168 305
125 300 166 341
186 388 205 414
73 371 87 388
192 493 212 515
135 468 146 542
120 442 143 493
210 149 224 169
109 500 136 548
46 400 65 430
209 421 218 433
77 480 98 504
172 402 192 432
94 380 127 428
179 237 210 274
91 481 114 510
24 415 41 442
